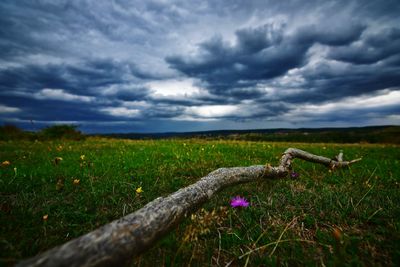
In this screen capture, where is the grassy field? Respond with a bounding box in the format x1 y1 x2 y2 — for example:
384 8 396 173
1 138 399 266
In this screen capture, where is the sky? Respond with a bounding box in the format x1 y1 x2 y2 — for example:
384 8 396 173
0 0 400 133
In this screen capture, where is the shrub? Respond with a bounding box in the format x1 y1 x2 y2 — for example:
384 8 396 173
40 125 85 140
0 124 24 140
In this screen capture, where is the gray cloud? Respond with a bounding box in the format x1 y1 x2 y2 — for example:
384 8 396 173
166 22 365 97
329 27 400 64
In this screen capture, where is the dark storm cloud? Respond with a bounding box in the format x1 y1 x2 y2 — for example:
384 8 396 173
0 0 102 60
0 1 153 59
329 27 400 65
0 94 115 122
300 64 400 102
112 89 149 102
295 24 366 46
150 96 213 106
0 59 152 97
166 22 365 97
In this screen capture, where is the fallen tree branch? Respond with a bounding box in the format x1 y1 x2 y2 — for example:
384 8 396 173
17 148 361 267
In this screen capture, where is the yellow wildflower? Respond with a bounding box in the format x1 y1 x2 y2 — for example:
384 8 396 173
73 179 80 185
1 160 10 167
136 187 143 194
56 178 64 191
80 155 85 160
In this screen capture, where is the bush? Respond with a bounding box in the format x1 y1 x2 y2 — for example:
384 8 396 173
0 124 24 140
39 125 85 140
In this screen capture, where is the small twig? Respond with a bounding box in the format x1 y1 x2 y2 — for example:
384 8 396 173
217 229 222 266
269 217 297 257
354 185 374 210
367 207 383 221
365 166 378 185
239 238 332 259
224 259 234 267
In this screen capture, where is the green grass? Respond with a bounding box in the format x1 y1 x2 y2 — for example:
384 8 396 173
1 138 399 266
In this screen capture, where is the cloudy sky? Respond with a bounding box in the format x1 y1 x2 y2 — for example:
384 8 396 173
1 0 400 133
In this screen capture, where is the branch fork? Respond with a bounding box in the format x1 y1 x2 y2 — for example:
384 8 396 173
263 148 361 179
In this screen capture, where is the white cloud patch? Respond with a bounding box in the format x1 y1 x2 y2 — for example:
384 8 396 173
0 104 21 114
186 105 239 118
147 78 203 97
121 100 151 108
34 89 95 102
298 89 400 114
100 107 141 118
281 89 400 121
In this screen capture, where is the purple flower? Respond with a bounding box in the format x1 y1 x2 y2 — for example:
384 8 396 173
290 172 300 179
230 196 249 208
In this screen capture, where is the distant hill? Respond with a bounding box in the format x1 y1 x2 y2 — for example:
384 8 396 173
100 125 400 144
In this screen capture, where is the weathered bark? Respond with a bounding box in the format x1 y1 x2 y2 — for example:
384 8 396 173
17 148 361 267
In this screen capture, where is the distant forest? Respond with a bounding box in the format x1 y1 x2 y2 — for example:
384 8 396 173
1 124 399 144
105 125 400 144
